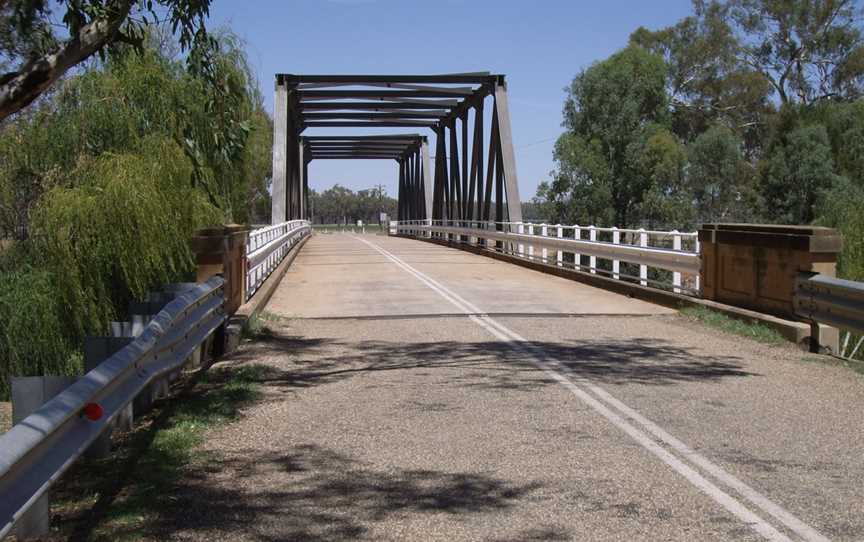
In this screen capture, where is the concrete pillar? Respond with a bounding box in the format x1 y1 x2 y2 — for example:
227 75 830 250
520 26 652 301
699 224 842 315
191 225 249 316
699 223 842 352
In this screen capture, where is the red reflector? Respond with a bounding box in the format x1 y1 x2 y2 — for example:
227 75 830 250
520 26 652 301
83 403 104 421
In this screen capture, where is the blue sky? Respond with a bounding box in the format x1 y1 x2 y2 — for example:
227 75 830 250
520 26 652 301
207 0 694 200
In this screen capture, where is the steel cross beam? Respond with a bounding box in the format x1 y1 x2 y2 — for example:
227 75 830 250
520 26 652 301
271 73 522 224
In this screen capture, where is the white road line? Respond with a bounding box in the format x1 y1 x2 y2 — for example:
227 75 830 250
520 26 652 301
357 235 829 542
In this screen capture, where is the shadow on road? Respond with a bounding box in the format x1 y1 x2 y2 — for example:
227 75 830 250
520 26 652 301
152 443 549 541
228 328 756 396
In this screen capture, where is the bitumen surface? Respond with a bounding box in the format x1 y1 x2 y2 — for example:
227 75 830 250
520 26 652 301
169 233 864 541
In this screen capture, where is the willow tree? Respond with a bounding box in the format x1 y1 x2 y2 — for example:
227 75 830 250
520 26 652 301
0 33 272 396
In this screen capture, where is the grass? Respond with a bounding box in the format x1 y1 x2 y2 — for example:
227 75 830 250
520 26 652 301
0 401 10 433
242 310 285 340
51 363 268 541
801 353 864 376
680 306 785 344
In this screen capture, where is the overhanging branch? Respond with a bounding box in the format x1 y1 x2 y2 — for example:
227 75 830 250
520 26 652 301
0 1 134 120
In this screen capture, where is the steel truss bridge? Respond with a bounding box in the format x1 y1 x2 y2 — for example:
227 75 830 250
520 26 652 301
270 72 522 225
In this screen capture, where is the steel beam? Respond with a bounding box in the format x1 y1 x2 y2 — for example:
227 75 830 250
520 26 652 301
279 73 495 84
300 90 474 99
494 83 522 222
304 121 438 128
303 112 447 120
302 102 456 110
271 80 288 224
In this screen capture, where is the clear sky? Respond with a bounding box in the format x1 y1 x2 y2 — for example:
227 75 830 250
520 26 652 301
206 0 694 200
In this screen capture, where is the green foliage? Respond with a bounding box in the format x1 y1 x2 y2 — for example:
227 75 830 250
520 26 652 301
1 1 212 60
0 0 217 122
309 184 397 224
556 45 670 227
726 0 864 105
631 126 693 228
0 262 77 398
180 32 272 222
760 123 843 224
537 1 864 284
688 124 756 223
29 140 219 339
818 177 864 281
0 33 270 397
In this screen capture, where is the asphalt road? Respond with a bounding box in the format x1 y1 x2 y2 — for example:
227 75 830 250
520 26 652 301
169 233 864 541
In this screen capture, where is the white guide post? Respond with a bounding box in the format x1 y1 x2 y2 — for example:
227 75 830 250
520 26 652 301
574 226 581 270
589 226 597 274
612 227 620 280
527 224 534 260
541 224 548 263
556 224 563 266
639 229 648 286
518 222 525 257
672 231 682 293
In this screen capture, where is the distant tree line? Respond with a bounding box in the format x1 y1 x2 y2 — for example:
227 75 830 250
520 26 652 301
534 0 864 282
309 184 397 225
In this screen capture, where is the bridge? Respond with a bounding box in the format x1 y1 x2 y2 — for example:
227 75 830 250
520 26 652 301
2 74 864 541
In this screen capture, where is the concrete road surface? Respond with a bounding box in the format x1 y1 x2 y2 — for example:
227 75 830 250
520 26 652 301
167 233 864 541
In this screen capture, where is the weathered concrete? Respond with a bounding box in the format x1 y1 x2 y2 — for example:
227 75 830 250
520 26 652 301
166 233 864 541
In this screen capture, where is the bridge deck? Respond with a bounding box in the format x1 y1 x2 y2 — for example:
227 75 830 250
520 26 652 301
173 233 864 541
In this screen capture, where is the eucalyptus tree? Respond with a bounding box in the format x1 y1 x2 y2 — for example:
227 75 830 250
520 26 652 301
554 45 684 228
0 0 212 120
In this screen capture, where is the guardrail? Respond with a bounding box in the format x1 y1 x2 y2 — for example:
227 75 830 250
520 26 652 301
394 220 700 295
0 277 226 538
246 220 311 300
795 273 864 359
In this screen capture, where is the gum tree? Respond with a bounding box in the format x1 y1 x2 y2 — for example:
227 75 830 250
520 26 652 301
0 0 212 120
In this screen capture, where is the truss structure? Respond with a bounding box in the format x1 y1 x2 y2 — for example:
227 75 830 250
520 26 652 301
272 73 522 223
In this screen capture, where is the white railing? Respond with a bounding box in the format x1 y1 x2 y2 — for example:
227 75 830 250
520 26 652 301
394 219 700 295
246 220 311 300
0 278 226 538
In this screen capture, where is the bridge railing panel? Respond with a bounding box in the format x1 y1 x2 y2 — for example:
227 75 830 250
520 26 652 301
393 220 700 295
246 220 311 300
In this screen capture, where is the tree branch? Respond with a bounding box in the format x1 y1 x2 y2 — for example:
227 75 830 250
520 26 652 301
0 1 134 121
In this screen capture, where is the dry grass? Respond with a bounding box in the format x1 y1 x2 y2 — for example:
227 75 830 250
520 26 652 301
0 401 11 433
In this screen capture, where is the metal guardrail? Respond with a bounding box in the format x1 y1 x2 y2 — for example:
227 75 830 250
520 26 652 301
246 220 311 300
795 273 864 336
0 277 226 538
394 220 701 294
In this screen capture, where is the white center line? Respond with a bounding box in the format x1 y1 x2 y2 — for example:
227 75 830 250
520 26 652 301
356 235 829 542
